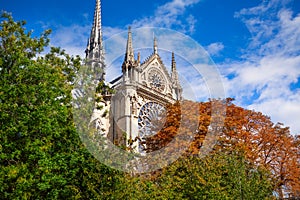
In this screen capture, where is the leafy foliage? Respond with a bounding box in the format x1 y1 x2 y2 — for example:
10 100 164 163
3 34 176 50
157 151 274 199
0 12 122 199
144 98 300 198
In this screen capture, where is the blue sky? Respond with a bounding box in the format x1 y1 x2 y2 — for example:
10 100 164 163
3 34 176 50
2 0 300 134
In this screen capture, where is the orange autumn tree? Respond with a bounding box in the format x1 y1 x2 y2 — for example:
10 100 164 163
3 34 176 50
144 98 300 198
220 100 299 198
142 100 201 155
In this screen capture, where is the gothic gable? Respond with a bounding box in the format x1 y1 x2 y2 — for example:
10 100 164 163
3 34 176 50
141 54 171 81
139 54 173 94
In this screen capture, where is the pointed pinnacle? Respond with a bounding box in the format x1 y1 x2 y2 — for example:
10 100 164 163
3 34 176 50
125 26 134 62
154 36 158 54
172 52 176 69
86 0 103 56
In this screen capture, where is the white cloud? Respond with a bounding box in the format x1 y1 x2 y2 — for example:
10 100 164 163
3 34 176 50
131 0 201 34
205 42 224 56
234 0 299 57
49 0 202 56
50 24 90 57
248 95 300 135
224 0 300 134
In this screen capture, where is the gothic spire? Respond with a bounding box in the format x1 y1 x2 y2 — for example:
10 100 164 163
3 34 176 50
85 0 103 59
153 36 158 54
171 52 180 86
124 26 134 63
85 0 105 81
171 52 182 100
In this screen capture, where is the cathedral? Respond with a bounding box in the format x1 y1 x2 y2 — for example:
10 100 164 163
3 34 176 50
86 0 182 152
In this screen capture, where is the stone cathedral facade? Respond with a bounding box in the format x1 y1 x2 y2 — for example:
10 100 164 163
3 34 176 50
86 0 182 152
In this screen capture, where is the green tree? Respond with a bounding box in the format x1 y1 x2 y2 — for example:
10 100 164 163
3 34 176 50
0 12 123 199
107 150 274 200
157 150 274 200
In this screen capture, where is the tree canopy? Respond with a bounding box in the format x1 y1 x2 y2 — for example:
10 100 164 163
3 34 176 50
0 12 123 199
144 99 300 198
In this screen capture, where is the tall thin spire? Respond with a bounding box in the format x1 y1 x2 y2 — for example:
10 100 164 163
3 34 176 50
85 0 105 81
171 52 182 100
124 26 134 63
153 36 158 54
85 0 103 59
171 52 180 86
171 52 177 79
